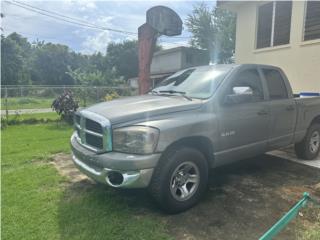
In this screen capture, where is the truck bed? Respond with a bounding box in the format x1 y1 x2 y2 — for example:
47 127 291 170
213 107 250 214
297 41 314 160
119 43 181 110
294 96 320 142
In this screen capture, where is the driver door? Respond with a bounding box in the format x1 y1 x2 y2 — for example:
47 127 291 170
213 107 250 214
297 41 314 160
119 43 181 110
214 67 270 166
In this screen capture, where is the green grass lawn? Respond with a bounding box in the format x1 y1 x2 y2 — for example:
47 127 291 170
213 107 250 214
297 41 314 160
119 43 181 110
1 97 54 110
1 123 170 240
6 112 60 121
1 97 99 110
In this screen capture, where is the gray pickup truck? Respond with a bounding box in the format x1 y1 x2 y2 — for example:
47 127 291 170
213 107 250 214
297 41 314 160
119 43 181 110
71 64 320 212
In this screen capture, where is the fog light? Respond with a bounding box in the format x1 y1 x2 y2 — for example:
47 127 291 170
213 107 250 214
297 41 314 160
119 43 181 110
107 171 124 186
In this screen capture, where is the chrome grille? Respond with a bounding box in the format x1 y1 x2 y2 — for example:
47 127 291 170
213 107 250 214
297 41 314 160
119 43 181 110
85 133 103 149
74 111 112 153
85 118 102 133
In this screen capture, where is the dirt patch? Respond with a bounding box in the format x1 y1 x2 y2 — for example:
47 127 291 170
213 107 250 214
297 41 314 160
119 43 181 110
51 153 92 183
52 153 320 240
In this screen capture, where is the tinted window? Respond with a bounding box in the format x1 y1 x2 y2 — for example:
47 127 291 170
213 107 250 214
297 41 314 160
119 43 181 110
263 69 288 100
230 69 264 103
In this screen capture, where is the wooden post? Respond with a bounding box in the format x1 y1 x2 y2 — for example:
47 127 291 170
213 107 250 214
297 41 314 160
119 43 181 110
138 23 157 95
5 86 8 120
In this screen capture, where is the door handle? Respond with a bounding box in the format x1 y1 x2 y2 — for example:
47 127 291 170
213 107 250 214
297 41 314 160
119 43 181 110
257 110 268 116
286 106 295 111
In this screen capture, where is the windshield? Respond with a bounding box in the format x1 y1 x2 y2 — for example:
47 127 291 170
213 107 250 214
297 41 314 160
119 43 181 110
152 66 231 99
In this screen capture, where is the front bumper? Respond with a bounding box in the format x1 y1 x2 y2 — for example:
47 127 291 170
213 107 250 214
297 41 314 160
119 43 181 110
70 133 161 188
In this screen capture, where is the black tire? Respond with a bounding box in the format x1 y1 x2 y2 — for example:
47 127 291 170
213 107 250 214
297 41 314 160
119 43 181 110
294 123 320 160
149 146 208 213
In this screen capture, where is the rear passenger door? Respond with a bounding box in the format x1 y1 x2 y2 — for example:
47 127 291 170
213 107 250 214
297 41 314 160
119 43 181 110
261 68 297 149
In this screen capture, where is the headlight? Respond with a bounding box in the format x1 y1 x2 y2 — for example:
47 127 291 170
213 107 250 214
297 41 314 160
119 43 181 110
113 126 159 154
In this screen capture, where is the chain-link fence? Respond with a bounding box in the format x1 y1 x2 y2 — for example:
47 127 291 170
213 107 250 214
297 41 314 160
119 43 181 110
1 85 138 116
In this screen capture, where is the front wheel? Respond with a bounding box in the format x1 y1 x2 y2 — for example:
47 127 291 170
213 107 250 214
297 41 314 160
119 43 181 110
149 147 208 213
295 123 320 160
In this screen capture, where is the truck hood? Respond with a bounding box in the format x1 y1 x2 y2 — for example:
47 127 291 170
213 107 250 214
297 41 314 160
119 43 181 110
84 94 203 124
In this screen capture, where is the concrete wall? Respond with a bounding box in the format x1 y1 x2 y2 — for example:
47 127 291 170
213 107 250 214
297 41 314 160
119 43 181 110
150 47 209 75
231 1 320 93
150 50 183 74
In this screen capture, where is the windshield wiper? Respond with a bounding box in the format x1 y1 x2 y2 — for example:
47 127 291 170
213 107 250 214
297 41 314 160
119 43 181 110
158 90 192 101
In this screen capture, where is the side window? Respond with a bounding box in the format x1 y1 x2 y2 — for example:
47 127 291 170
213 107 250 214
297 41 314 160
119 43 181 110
263 69 288 100
256 1 292 49
304 1 320 41
229 69 264 103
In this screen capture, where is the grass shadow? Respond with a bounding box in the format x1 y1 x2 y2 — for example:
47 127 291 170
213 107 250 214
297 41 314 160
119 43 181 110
57 154 320 240
57 179 169 240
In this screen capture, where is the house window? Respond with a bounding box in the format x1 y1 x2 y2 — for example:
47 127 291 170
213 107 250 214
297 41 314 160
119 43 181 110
256 1 292 49
304 1 320 41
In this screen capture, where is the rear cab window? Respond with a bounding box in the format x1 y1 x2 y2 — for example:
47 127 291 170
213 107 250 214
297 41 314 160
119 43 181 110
262 69 288 100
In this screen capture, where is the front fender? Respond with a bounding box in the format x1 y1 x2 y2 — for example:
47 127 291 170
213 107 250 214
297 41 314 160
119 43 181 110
137 109 220 153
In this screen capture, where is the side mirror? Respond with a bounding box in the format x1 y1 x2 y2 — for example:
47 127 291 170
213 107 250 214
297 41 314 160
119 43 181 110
224 86 254 105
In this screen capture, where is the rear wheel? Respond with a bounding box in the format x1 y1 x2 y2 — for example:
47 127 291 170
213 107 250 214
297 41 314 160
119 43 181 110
294 123 320 160
149 147 208 213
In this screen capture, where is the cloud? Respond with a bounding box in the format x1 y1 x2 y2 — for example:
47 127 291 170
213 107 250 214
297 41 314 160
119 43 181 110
2 0 196 53
81 31 112 54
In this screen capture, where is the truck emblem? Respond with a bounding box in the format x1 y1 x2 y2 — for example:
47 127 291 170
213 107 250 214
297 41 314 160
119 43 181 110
221 131 236 137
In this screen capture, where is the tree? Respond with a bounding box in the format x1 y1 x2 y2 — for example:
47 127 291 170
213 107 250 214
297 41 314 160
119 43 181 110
31 42 74 85
106 40 139 80
106 40 162 80
1 33 31 85
66 66 121 86
186 3 236 63
1 33 157 86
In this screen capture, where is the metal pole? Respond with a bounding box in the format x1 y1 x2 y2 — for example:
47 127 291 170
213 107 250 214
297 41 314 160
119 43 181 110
259 192 310 240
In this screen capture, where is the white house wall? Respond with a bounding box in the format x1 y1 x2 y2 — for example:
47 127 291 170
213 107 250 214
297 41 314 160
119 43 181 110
234 1 320 93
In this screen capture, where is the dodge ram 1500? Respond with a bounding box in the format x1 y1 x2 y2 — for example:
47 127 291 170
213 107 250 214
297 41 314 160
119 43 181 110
71 64 320 212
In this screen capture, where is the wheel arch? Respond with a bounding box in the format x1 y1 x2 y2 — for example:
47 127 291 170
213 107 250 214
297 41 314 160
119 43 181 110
160 136 214 168
310 115 320 126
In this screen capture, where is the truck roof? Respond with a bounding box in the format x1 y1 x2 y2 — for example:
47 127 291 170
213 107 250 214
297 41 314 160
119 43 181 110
190 63 282 71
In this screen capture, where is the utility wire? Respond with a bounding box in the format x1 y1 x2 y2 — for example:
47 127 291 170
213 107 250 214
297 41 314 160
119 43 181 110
13 0 137 35
13 1 192 40
4 0 191 44
5 0 137 35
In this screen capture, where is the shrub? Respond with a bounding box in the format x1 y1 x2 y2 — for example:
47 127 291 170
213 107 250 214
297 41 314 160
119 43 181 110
104 91 120 101
51 90 79 123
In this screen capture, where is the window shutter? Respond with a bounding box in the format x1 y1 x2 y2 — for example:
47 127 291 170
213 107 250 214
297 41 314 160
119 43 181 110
273 1 292 46
257 2 273 49
304 1 320 41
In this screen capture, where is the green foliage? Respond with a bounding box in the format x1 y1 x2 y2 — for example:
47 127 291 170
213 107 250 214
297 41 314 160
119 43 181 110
1 34 31 85
185 3 236 63
31 42 75 85
1 97 54 110
1 33 147 86
106 40 139 80
1 112 60 127
66 66 122 86
104 91 120 101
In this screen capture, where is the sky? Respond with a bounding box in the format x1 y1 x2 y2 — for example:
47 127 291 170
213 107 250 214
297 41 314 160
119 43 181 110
1 0 216 54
